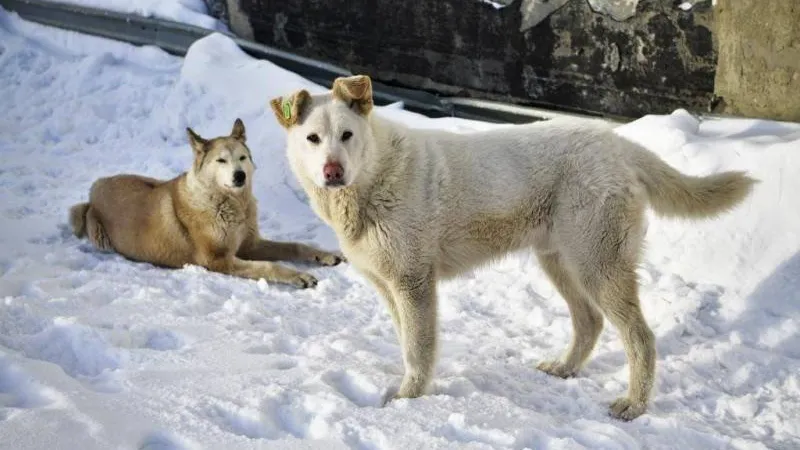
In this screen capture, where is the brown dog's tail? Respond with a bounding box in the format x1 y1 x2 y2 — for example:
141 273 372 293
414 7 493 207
630 145 757 219
69 203 90 238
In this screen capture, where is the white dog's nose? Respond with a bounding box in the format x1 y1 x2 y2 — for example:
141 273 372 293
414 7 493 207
323 161 344 186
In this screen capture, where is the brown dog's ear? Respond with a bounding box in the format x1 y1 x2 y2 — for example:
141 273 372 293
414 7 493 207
231 118 246 141
269 89 312 129
332 75 373 116
186 127 207 154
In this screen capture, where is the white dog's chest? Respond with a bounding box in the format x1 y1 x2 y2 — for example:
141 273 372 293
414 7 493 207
339 235 384 274
338 224 406 280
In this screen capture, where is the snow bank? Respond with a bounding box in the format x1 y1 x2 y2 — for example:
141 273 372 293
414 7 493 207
40 0 226 31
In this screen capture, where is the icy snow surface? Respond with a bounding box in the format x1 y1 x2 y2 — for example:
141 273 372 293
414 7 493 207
40 0 226 31
1 6 800 450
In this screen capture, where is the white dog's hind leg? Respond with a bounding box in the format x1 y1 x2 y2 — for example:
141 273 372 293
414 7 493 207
594 267 655 421
557 193 654 420
572 248 654 421
536 252 604 378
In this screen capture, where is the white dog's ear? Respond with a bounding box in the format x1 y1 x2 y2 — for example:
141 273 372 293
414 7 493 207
231 118 246 142
332 75 373 116
269 89 311 129
186 127 207 154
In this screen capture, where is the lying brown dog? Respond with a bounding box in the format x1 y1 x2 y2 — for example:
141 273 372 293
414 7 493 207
69 118 343 288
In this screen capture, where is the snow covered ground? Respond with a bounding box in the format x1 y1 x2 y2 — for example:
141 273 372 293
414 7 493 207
1 4 800 450
41 0 226 31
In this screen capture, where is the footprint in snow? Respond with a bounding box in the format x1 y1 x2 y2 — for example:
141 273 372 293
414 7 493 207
240 347 298 370
103 325 186 352
203 391 338 441
436 413 516 448
16 322 125 393
0 355 61 420
137 430 198 450
321 369 382 407
243 335 299 356
204 402 278 440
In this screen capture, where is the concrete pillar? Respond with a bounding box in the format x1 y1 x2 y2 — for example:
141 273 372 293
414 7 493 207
714 0 800 122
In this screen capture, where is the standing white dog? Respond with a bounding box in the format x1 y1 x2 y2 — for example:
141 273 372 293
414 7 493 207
269 75 756 420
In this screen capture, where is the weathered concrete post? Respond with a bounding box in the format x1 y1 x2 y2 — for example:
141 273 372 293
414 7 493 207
714 0 800 121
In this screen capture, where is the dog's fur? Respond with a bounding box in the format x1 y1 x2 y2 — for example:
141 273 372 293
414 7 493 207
69 118 343 288
269 76 757 420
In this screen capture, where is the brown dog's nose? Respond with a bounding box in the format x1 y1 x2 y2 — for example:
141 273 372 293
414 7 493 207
233 170 246 187
323 161 344 186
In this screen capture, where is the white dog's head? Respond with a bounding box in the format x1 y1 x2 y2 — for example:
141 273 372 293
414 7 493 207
269 75 375 189
187 118 255 193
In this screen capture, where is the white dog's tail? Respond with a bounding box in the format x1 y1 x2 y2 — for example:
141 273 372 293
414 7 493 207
69 202 90 238
631 146 757 219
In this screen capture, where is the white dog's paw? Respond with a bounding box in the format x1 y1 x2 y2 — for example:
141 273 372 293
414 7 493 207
536 360 577 379
380 383 427 406
609 396 647 421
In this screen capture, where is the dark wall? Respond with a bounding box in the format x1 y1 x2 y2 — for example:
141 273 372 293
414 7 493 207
209 0 717 119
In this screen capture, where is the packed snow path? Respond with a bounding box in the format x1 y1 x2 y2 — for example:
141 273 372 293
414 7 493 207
1 7 799 450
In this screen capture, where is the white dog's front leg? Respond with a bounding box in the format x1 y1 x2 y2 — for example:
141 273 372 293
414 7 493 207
363 272 401 337
388 270 438 400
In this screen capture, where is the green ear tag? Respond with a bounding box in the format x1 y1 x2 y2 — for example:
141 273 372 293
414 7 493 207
282 99 292 120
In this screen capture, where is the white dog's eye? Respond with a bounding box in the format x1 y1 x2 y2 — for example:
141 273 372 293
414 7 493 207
216 158 227 164
341 131 353 142
239 155 247 161
307 133 321 144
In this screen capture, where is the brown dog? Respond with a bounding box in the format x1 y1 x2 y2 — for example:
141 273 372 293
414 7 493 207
69 118 343 288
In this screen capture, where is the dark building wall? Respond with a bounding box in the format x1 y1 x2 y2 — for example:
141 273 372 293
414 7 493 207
207 0 717 119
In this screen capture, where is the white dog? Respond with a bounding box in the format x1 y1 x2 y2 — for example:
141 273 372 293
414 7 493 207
269 75 756 420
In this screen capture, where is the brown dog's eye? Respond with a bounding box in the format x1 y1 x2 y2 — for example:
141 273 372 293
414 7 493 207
307 133 320 144
341 131 353 142
216 158 227 164
239 155 247 161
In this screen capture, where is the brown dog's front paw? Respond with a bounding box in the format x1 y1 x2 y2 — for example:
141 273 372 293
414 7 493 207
314 252 346 266
290 272 318 289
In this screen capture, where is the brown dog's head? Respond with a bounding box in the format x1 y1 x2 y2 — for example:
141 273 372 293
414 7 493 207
187 118 255 192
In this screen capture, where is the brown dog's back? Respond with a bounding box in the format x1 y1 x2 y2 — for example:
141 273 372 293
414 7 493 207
87 174 192 267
